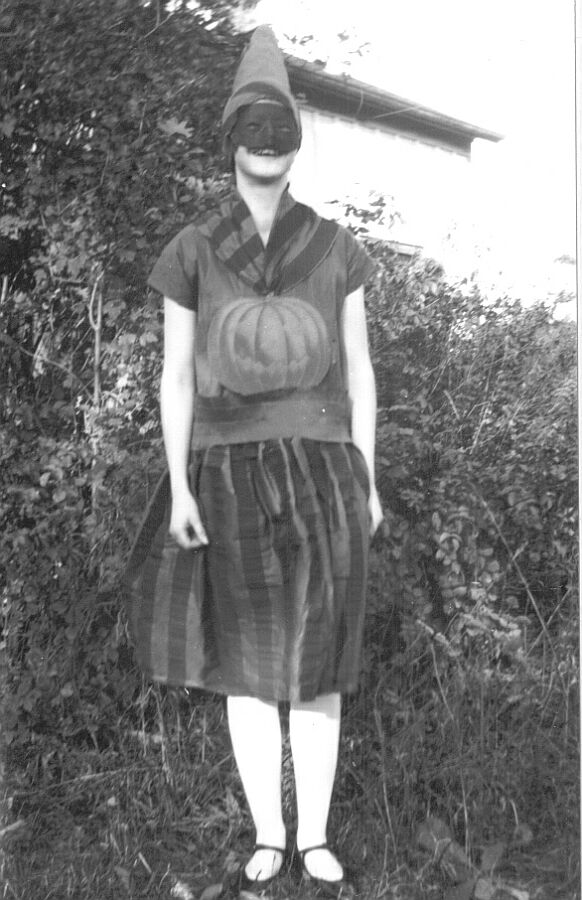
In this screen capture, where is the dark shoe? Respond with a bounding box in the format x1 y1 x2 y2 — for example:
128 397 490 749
298 844 355 898
239 843 286 893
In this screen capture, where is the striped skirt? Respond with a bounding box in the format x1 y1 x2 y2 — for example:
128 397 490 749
124 438 370 702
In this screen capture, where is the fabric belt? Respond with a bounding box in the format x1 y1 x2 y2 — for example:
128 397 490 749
191 391 351 448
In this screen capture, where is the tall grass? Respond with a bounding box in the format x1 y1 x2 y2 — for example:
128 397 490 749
1 573 578 900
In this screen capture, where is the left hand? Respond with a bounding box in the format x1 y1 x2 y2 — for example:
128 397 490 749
368 486 384 537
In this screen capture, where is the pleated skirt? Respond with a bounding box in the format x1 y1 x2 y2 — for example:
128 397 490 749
124 438 370 702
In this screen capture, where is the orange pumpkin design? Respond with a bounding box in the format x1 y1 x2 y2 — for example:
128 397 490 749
207 296 331 396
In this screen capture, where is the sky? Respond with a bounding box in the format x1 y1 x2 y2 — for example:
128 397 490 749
237 0 577 301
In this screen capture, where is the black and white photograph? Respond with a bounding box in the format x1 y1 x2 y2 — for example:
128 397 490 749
0 2 578 898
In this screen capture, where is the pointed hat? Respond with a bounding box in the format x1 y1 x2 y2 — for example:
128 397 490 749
222 25 301 141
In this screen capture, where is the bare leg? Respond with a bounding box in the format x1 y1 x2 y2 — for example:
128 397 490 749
226 696 286 880
290 691 344 881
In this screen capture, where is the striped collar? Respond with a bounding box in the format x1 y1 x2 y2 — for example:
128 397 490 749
197 187 339 295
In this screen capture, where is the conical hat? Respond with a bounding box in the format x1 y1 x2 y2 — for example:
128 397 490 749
222 25 301 142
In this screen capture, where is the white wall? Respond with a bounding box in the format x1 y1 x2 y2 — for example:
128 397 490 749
289 105 473 272
287 107 576 314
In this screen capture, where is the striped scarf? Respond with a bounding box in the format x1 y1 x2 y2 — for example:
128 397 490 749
197 188 339 295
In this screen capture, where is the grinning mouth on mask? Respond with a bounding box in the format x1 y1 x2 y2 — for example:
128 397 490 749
230 101 299 157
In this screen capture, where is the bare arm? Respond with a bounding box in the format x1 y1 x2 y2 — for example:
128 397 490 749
161 297 208 549
341 285 383 536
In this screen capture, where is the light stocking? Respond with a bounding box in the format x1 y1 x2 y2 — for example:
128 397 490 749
226 695 286 880
290 691 344 881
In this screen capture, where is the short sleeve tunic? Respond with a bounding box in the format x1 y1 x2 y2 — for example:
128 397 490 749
124 189 375 702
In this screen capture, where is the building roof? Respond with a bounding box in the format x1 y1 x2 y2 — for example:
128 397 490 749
286 55 503 154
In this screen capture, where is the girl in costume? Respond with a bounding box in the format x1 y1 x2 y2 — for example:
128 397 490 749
125 25 383 895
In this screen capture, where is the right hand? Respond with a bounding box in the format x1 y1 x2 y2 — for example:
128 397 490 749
169 490 209 550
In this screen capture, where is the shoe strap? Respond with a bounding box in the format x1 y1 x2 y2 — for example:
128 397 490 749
253 843 286 854
299 842 330 859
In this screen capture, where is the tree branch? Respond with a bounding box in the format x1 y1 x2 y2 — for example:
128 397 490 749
472 486 555 654
0 331 91 397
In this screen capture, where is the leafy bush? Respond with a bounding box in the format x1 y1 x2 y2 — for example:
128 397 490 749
1 0 242 761
365 245 577 624
360 242 578 851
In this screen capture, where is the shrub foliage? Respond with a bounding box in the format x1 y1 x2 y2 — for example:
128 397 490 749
361 245 578 849
1 0 243 756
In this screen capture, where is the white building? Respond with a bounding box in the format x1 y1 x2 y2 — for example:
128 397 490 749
286 55 502 269
284 57 576 321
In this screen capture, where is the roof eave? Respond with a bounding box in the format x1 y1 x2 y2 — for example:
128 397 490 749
286 55 503 147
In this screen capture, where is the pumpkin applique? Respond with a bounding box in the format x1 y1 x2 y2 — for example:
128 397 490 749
207 295 331 396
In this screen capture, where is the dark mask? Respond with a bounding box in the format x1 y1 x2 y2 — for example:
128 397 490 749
230 102 299 155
